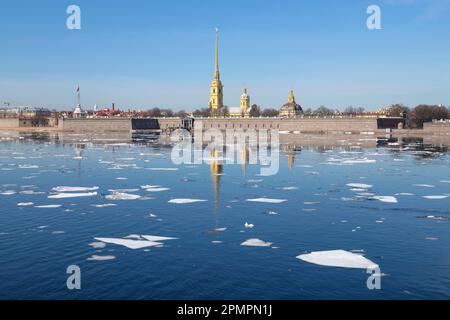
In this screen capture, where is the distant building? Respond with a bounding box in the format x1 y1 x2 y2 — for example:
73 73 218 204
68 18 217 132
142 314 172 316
73 104 87 119
279 90 303 118
0 106 51 118
229 88 251 117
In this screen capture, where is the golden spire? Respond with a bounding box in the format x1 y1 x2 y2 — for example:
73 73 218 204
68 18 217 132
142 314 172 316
288 89 296 104
214 28 220 80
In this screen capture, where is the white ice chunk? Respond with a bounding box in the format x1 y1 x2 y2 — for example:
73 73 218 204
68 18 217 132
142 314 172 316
35 205 62 208
297 250 379 269
423 195 449 200
372 196 398 203
146 187 170 192
87 255 116 261
246 198 287 204
17 202 34 206
89 242 107 249
48 192 97 199
52 186 99 192
168 198 207 204
94 237 162 249
105 193 141 200
414 184 435 188
141 235 178 242
241 238 273 247
91 203 117 208
244 223 255 229
346 183 373 189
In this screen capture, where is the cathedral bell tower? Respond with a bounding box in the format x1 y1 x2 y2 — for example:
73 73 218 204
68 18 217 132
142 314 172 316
209 28 224 111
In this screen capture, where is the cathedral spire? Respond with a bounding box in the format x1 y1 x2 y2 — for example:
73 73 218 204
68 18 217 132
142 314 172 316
214 28 220 80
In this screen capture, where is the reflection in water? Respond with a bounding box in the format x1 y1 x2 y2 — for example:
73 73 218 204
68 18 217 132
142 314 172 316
210 147 223 209
73 143 85 177
240 146 249 177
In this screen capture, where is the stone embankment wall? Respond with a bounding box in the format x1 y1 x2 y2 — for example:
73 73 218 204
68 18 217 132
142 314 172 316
423 123 450 136
0 118 19 128
58 118 132 132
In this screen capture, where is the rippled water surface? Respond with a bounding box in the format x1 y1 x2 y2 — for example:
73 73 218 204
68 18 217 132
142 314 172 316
1 132 450 299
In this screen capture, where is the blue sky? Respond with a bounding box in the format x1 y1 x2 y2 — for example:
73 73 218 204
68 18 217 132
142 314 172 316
0 0 449 111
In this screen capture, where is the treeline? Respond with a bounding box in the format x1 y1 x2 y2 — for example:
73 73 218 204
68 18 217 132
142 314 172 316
381 104 450 129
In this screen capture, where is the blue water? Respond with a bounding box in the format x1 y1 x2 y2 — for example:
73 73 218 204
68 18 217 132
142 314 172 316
1 133 450 299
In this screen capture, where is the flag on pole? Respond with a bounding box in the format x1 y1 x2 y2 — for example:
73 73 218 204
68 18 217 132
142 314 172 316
76 85 80 105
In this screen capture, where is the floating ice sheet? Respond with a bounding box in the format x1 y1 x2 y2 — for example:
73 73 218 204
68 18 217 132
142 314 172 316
52 186 99 192
17 202 34 206
89 242 107 249
141 235 178 242
91 203 117 208
241 238 273 247
48 192 98 199
105 193 141 200
94 237 162 249
168 199 207 204
297 250 378 269
35 205 62 208
346 183 373 189
372 196 398 203
247 198 287 204
423 195 448 200
87 255 116 261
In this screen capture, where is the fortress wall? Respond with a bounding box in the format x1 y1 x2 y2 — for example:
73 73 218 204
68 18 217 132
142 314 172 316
0 118 19 128
157 118 183 130
59 118 132 132
57 117 380 134
423 123 450 136
195 118 378 133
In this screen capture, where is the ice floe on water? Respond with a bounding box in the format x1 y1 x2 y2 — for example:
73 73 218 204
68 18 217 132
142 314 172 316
0 190 16 195
372 196 398 203
346 183 373 189
18 164 39 169
52 186 99 192
94 234 177 250
89 242 107 249
241 239 273 247
422 195 449 200
34 205 62 209
94 237 162 249
87 255 116 261
297 250 379 269
396 193 414 196
105 192 141 200
141 235 178 242
145 186 170 192
168 198 207 204
17 202 34 206
244 223 255 229
48 192 98 199
91 203 117 208
414 184 435 188
247 198 287 204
